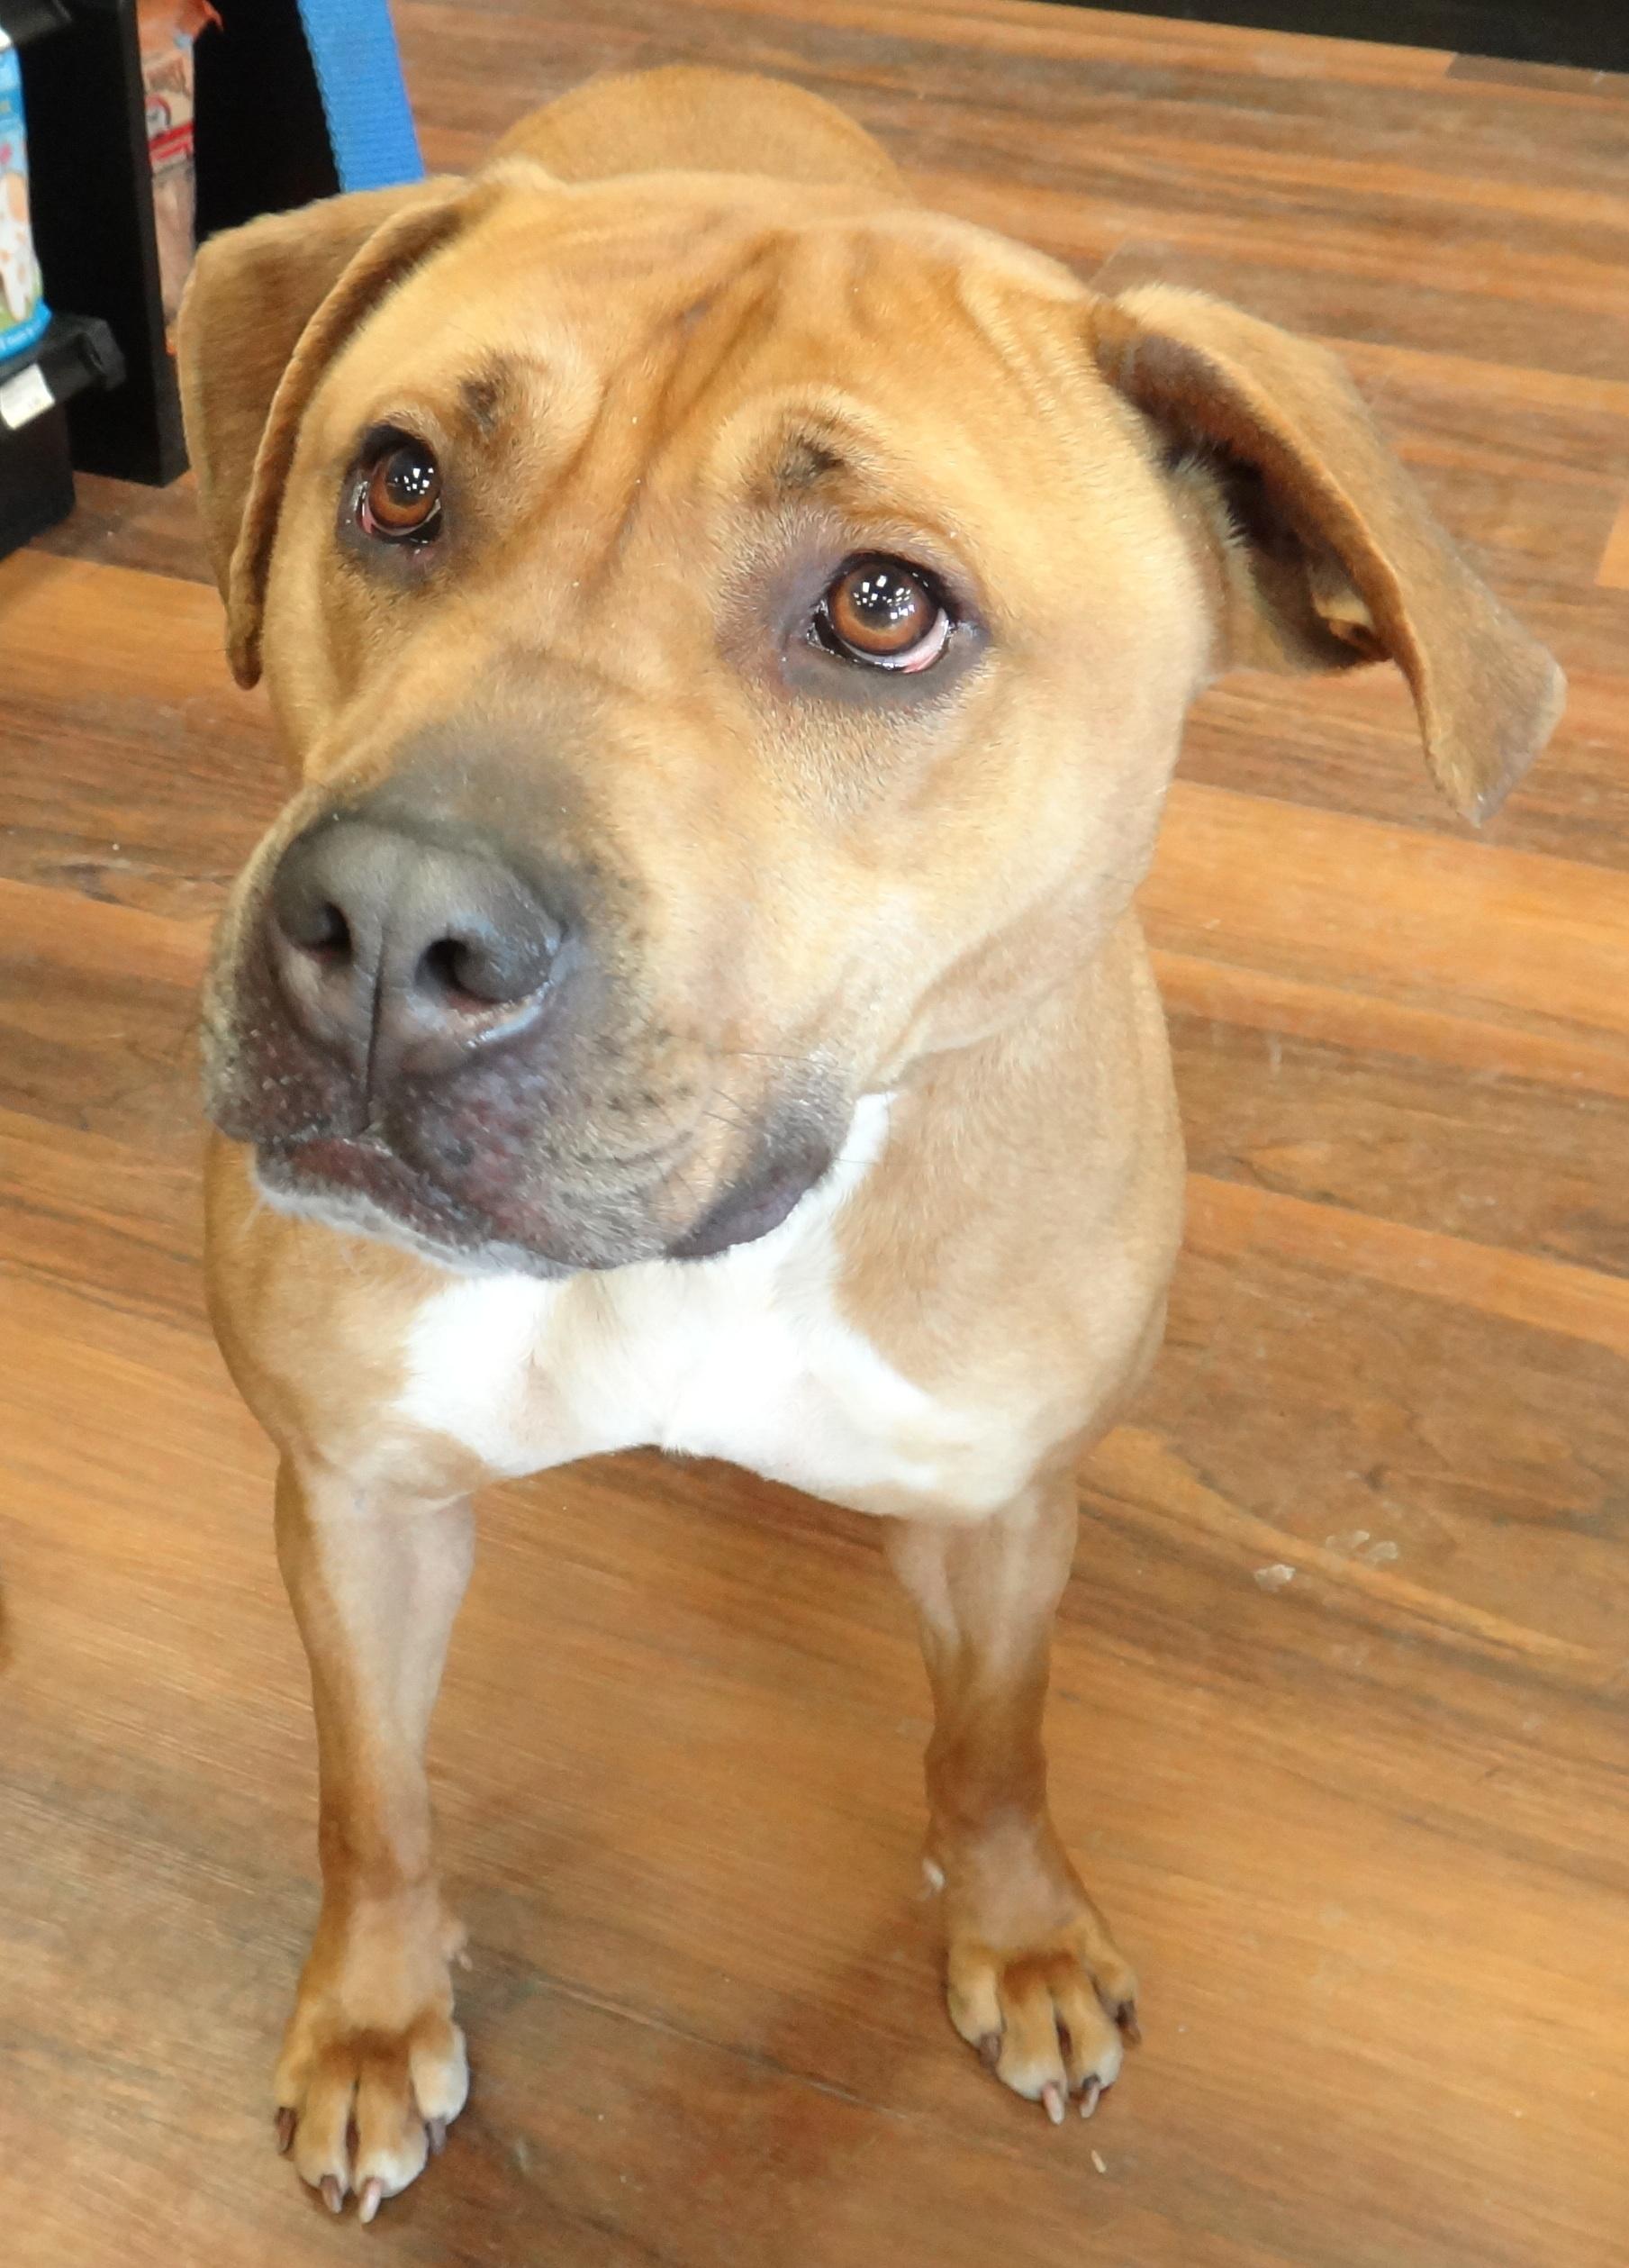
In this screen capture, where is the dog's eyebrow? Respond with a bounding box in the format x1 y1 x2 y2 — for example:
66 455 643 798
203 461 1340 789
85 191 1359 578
769 433 848 494
458 359 515 438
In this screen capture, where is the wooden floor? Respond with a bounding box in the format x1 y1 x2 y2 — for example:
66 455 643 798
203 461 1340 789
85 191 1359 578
4 5 1628 2263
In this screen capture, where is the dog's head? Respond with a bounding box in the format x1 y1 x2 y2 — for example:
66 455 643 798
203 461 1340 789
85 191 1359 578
178 110 1561 1276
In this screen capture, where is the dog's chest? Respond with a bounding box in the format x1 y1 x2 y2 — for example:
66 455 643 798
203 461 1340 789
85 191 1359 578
394 1120 1015 1519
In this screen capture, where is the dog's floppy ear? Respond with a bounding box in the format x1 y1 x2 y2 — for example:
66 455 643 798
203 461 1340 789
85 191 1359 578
177 177 483 688
1089 284 1564 822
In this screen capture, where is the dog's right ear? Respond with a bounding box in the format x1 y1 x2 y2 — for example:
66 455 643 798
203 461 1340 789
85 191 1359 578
176 179 477 688
1088 285 1564 824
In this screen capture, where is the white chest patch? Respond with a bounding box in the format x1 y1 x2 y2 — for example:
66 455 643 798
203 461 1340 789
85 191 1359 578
395 1096 1017 1519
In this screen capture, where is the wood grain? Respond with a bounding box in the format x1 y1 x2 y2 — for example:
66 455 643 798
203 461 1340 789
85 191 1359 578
0 4 1625 2265
1598 495 1629 590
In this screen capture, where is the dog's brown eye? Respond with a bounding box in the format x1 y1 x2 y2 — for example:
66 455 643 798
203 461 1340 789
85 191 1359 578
818 558 950 671
357 437 442 543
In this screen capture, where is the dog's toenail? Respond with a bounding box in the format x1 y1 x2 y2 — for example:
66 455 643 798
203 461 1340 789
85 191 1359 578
1080 2077 1101 2118
978 2032 1001 2069
427 2117 447 2156
321 2175 345 2215
276 2107 296 2155
1042 2082 1065 2125
358 2178 383 2224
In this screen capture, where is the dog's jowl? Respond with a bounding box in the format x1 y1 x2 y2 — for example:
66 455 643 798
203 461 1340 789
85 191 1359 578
176 64 1562 2219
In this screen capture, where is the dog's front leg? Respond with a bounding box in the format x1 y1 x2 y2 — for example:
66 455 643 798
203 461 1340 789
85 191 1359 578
273 1456 474 2218
886 1476 1138 2123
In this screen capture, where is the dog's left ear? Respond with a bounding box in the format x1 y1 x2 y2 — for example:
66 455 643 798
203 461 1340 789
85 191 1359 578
177 177 502 687
1089 284 1564 821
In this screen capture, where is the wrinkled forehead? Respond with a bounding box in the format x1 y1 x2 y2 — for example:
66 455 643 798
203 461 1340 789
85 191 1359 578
380 171 1083 367
306 176 1133 540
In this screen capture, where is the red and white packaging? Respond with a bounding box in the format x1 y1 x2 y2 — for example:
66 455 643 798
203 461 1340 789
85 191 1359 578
139 0 220 331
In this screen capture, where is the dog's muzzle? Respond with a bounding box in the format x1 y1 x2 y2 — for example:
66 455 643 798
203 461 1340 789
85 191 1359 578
205 791 844 1273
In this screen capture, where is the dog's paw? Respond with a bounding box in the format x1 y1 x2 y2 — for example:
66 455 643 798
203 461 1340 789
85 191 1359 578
946 1917 1138 2121
930 1831 1138 2123
273 1900 469 2218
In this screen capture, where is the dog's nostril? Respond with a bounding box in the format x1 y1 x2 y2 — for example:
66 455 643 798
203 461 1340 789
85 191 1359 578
282 894 353 962
420 936 486 1005
308 903 352 962
416 930 550 1009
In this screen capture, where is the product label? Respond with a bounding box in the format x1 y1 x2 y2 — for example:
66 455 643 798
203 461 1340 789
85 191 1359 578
0 358 51 430
0 26 51 365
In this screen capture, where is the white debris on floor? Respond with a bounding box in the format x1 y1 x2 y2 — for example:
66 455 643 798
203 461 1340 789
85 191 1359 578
1326 1529 1401 1567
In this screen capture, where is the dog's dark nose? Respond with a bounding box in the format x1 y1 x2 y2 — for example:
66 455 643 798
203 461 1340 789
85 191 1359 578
266 816 562 1089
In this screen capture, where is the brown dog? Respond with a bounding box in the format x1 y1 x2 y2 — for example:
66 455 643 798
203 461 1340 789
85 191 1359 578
176 65 1562 2220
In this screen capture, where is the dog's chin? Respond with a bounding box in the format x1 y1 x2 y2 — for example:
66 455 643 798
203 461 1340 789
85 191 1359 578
250 1124 839 1279
252 1139 584 1278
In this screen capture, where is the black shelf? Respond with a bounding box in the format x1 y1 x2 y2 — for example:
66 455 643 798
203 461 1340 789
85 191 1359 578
1056 3 1628 74
0 0 68 43
0 306 123 408
0 310 125 556
12 0 184 486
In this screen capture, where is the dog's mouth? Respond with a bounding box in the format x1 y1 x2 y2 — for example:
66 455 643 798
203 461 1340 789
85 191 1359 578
252 1113 838 1275
257 1131 512 1252
254 1124 683 1276
213 895 849 1274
